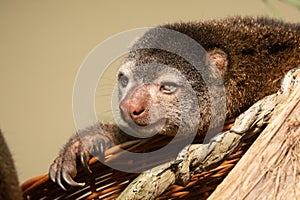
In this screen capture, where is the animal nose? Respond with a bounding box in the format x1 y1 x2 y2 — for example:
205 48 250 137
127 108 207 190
129 102 145 118
119 85 151 125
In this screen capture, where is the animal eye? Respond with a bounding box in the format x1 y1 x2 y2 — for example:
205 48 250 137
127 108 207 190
118 73 129 87
160 82 178 94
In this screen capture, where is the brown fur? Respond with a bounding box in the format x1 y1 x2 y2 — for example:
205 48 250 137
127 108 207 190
132 16 300 119
0 130 22 200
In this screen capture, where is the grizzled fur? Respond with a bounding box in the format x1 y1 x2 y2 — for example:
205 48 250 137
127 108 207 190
130 17 300 119
0 130 22 200
49 17 300 189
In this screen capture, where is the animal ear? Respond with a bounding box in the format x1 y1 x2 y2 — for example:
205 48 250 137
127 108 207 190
207 49 228 78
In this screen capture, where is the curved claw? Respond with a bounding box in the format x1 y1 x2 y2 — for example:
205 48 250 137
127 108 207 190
62 170 85 187
94 139 105 162
49 163 57 183
56 169 68 191
99 141 105 160
81 151 92 174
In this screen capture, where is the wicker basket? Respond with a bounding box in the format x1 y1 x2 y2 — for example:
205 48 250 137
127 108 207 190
21 119 256 200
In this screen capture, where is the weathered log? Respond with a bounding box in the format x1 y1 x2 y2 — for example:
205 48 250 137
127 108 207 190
209 70 300 200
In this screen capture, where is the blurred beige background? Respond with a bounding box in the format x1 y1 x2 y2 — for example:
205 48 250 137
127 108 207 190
1 0 300 183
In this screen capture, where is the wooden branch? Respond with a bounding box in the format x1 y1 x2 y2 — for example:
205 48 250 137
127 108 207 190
208 71 300 200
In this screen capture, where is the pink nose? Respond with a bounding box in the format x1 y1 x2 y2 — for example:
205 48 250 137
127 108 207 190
119 85 151 124
128 101 146 119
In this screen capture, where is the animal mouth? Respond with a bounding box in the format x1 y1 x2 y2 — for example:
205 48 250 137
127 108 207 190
125 118 167 138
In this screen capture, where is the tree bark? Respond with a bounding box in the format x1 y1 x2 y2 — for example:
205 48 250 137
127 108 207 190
208 83 300 200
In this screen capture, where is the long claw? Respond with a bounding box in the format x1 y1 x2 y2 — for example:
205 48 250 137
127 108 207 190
62 171 85 187
49 165 57 183
57 171 67 191
94 139 105 162
99 141 105 159
81 152 92 174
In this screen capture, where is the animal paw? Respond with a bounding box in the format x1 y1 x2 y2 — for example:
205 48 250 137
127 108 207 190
49 132 111 190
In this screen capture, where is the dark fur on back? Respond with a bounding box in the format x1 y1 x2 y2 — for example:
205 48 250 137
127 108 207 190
162 17 300 117
129 17 300 119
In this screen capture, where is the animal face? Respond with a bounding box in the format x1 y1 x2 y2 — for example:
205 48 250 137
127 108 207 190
116 59 199 138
